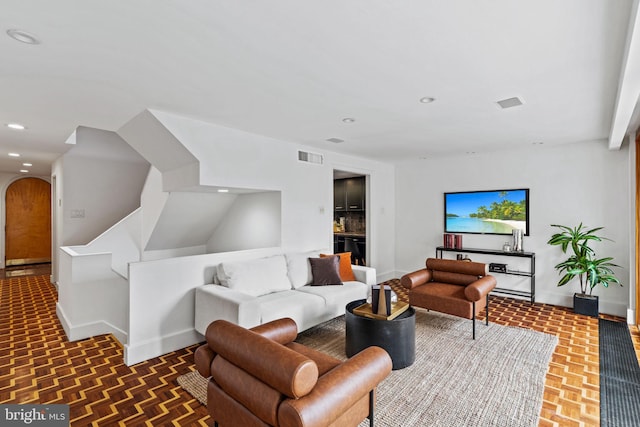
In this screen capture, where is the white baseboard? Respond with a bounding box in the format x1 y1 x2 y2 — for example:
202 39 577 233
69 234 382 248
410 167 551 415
124 328 202 367
628 308 636 325
56 303 128 346
376 270 400 283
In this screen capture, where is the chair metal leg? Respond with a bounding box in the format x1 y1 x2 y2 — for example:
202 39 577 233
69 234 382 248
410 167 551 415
472 301 476 340
369 389 375 427
485 294 489 326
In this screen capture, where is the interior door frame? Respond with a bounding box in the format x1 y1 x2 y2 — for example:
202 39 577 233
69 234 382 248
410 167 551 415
2 175 52 269
629 139 640 325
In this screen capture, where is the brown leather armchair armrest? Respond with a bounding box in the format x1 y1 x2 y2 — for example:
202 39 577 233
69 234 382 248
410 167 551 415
194 344 215 378
400 268 432 289
278 346 392 427
464 275 497 302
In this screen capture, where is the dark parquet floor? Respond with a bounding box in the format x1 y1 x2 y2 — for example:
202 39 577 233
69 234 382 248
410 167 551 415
1 269 639 426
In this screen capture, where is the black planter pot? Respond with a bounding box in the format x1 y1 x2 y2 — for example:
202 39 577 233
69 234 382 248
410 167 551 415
573 293 599 317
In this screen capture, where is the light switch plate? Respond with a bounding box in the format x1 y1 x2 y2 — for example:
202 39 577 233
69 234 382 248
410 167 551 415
70 209 85 218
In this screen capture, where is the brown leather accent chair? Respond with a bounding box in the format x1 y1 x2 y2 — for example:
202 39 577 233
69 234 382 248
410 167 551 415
194 318 392 427
400 258 497 339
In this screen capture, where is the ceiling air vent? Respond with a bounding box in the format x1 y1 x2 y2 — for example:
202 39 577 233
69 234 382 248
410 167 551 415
298 150 323 165
496 97 524 109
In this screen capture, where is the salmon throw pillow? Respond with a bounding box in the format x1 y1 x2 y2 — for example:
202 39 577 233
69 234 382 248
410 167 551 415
320 252 356 282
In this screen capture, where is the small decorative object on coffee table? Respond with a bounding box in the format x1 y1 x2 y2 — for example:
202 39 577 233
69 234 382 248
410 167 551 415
353 285 409 320
377 283 387 315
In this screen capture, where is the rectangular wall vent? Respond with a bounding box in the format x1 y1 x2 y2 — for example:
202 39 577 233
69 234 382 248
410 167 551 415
298 150 323 165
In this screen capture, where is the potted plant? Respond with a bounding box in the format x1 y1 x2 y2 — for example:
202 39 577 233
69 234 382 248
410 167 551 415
547 223 621 317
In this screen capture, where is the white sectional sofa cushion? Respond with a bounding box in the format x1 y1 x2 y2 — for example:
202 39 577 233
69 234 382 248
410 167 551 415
250 290 327 330
285 249 321 289
296 280 368 309
216 254 291 297
194 250 376 334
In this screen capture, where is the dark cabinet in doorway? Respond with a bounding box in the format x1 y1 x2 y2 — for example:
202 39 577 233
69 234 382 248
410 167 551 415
345 177 364 211
334 179 347 211
334 177 365 211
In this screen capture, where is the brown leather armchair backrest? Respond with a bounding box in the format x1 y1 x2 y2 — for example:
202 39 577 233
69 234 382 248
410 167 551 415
426 258 488 286
206 320 319 399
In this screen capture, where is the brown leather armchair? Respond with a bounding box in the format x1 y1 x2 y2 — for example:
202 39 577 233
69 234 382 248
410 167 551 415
194 317 392 427
400 258 497 339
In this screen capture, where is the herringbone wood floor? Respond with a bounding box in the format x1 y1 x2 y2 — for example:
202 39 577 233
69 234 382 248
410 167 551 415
1 274 639 426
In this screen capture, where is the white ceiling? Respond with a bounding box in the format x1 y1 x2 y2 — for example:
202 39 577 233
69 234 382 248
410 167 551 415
1 0 639 176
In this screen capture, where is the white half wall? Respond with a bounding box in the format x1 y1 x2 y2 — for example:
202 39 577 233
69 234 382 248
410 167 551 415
125 246 282 366
57 247 129 345
395 140 631 317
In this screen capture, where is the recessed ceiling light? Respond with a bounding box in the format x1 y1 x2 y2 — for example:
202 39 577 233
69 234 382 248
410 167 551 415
326 138 344 143
419 97 435 104
6 123 26 130
342 118 356 123
8 153 20 157
217 189 229 193
19 170 28 173
22 163 32 167
6 29 41 45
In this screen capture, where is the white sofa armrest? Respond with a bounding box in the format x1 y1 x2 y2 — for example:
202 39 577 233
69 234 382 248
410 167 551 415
351 265 376 286
194 285 261 335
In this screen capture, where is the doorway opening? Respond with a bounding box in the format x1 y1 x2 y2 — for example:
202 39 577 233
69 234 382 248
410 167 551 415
333 170 368 266
5 177 52 268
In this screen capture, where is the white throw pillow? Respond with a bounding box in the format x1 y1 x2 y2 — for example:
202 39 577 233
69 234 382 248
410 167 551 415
285 250 322 289
216 255 291 297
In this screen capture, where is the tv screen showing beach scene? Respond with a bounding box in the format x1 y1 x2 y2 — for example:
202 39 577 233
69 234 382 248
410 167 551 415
444 189 529 235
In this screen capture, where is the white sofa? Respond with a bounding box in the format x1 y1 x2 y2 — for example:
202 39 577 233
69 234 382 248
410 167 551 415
194 250 376 335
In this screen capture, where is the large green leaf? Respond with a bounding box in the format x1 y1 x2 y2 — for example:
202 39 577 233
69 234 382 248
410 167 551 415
547 223 621 295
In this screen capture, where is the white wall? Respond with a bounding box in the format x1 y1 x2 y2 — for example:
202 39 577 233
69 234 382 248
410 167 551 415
144 191 239 251
56 128 150 247
395 140 631 317
69 209 142 278
207 192 281 253
145 110 397 279
51 127 150 283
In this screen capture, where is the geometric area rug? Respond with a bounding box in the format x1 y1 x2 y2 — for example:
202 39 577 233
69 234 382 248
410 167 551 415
178 309 558 427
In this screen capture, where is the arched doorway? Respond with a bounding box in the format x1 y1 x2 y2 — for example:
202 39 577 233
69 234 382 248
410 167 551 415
5 177 51 266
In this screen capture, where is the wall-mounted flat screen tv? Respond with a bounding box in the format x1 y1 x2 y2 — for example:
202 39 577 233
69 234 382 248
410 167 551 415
444 189 529 235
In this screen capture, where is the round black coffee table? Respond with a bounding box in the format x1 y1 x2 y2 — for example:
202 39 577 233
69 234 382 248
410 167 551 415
345 299 416 370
